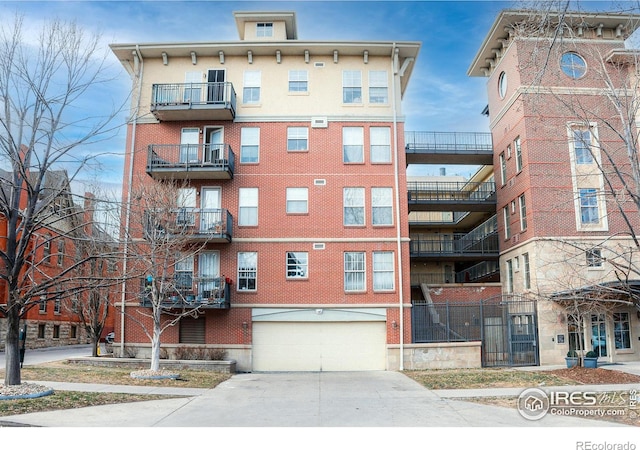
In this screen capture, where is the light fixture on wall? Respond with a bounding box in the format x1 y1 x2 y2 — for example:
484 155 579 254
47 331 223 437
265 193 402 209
191 51 197 65
304 50 309 64
219 51 225 64
363 50 368 64
242 321 248 330
247 50 253 64
161 52 168 66
391 320 398 329
333 50 338 63
276 50 281 64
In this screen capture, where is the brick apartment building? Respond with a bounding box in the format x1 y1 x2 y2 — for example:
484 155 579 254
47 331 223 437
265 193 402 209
110 8 640 371
110 11 420 371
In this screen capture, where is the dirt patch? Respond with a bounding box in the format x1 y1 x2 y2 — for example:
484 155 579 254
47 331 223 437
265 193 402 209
547 367 640 385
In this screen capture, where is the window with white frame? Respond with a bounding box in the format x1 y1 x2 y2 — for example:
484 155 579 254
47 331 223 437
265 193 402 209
519 194 527 231
238 188 258 226
373 251 394 291
39 295 47 313
503 206 511 239
43 235 51 264
256 22 273 37
175 254 194 291
286 252 308 279
54 297 61 314
238 252 257 291
344 252 365 291
586 247 603 267
506 259 514 293
613 312 631 350
523 253 531 290
287 127 308 151
288 70 308 92
342 70 362 104
500 152 506 186
579 188 599 224
57 239 65 267
286 187 308 214
343 127 364 163
344 187 365 226
243 70 261 104
572 127 594 164
369 70 388 103
514 136 523 172
177 188 196 226
370 127 391 163
372 187 393 225
240 127 260 163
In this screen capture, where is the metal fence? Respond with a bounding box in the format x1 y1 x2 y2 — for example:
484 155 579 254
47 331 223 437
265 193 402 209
411 295 539 367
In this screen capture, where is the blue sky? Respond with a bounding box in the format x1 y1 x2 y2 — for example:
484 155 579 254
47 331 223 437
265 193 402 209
0 0 628 186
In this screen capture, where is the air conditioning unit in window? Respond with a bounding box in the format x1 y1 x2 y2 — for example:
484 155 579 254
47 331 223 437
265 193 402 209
311 116 328 128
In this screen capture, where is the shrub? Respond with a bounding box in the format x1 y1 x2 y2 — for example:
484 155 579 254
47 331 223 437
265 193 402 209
173 345 191 360
206 348 227 360
566 350 578 358
585 350 598 358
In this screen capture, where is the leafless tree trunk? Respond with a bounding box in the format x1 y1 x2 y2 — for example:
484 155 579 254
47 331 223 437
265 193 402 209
0 17 122 385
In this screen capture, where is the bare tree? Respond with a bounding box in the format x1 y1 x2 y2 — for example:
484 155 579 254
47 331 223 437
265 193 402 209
123 179 223 372
0 17 122 385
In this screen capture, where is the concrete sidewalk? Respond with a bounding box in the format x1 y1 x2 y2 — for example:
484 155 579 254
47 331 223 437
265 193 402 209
2 370 636 427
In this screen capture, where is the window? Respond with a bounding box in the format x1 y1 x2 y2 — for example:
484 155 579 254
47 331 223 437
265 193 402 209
523 253 531 290
514 137 523 172
240 127 260 163
579 188 599 224
568 314 585 353
243 70 261 104
43 235 51 263
344 252 365 292
572 128 594 164
238 252 257 291
369 70 388 103
53 325 60 339
561 52 587 79
344 188 365 226
370 127 391 163
586 248 603 267
503 206 511 239
256 22 273 37
175 255 194 291
37 324 45 339
498 71 507 98
613 312 631 350
39 296 47 313
343 127 364 163
519 194 527 231
177 188 196 226
57 239 65 267
288 70 308 92
506 259 514 293
506 144 512 159
286 188 308 214
71 295 79 313
286 252 308 279
238 188 258 226
287 127 308 151
499 152 506 186
54 298 61 314
373 251 394 291
342 70 362 103
372 187 393 225
70 325 77 339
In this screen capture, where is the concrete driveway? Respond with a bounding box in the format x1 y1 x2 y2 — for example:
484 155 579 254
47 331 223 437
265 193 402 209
2 371 622 427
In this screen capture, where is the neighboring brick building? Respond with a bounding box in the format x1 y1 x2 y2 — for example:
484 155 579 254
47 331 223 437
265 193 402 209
469 10 640 365
110 11 420 371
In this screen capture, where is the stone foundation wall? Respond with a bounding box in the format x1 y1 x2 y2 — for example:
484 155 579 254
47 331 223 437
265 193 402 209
387 342 482 370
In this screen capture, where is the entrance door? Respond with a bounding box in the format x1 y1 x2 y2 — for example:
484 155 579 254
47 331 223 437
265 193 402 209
509 314 538 365
591 314 607 357
205 127 224 162
207 69 225 102
180 128 199 163
200 187 221 232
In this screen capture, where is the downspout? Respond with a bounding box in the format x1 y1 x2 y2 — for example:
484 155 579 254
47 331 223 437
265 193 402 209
391 43 405 370
119 45 143 356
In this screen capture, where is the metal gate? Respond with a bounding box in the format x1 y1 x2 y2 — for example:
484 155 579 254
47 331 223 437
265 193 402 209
411 295 539 367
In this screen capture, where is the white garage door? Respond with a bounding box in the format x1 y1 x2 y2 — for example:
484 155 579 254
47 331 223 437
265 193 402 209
252 322 386 371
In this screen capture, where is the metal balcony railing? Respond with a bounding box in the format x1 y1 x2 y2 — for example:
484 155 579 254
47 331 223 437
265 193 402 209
140 276 230 309
407 181 497 212
147 143 235 179
409 232 499 257
405 131 493 152
144 208 233 242
150 82 236 120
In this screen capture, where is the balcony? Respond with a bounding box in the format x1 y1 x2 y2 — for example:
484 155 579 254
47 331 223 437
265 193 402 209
147 144 235 180
151 82 236 121
409 232 499 260
407 181 496 212
145 208 233 243
405 131 493 165
140 277 230 310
